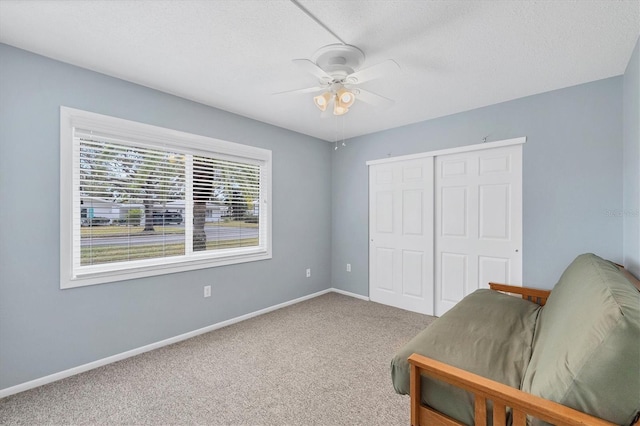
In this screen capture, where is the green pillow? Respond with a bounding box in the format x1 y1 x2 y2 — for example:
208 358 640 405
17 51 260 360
521 253 640 425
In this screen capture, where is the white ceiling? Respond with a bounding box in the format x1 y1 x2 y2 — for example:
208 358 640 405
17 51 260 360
0 0 638 142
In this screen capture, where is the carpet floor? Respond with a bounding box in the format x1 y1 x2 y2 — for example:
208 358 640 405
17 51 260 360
0 292 435 425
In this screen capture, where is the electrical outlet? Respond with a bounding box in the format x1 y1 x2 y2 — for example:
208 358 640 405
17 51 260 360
346 263 351 272
204 285 211 298
306 268 311 278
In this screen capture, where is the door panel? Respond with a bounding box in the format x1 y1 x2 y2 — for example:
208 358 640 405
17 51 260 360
440 252 467 303
479 184 510 239
403 190 423 235
441 186 467 236
479 155 511 174
479 256 509 289
374 247 395 291
369 159 434 315
435 145 522 316
402 250 424 297
442 159 467 177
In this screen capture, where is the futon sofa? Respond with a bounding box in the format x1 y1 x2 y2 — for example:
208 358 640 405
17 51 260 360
391 253 640 426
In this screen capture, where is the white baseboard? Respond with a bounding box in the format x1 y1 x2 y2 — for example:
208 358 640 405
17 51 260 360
330 287 370 301
0 287 368 399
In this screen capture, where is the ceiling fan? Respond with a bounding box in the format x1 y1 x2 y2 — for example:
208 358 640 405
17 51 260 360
278 43 400 116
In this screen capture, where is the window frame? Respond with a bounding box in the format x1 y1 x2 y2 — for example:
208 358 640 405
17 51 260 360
60 106 272 289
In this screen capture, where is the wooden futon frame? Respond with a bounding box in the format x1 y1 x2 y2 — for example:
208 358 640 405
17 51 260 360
408 282 640 426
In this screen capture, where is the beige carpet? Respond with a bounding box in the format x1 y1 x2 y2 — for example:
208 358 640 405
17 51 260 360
0 292 435 425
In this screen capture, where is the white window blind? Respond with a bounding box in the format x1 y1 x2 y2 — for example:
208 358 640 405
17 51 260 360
61 107 272 288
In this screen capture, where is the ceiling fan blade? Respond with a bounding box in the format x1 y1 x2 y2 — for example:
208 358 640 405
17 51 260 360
354 88 395 107
345 59 400 84
273 85 326 95
292 59 333 83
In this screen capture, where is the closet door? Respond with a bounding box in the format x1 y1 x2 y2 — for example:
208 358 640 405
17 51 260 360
435 145 522 316
369 158 434 315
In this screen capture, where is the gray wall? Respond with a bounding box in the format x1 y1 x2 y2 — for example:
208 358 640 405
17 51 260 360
623 37 640 277
332 77 623 294
0 44 332 390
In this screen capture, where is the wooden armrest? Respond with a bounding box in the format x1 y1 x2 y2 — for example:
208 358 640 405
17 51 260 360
408 353 616 426
618 265 640 291
489 282 551 306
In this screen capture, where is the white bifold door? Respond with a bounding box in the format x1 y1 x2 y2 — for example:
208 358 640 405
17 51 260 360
369 140 523 316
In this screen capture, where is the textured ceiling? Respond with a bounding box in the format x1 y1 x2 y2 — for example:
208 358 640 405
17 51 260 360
0 0 638 142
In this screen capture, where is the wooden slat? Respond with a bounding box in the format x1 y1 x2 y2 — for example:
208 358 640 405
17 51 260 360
410 362 421 426
513 409 527 426
619 265 640 291
474 395 487 426
493 402 507 426
408 354 616 426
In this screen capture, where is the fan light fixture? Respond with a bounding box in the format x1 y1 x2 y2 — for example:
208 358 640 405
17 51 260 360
337 88 355 108
313 88 355 115
333 95 349 115
313 92 331 111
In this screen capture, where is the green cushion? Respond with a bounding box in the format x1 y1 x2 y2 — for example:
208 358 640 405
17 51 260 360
391 289 541 425
521 253 640 425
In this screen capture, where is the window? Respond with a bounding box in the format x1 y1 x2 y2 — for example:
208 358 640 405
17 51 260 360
60 107 272 289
